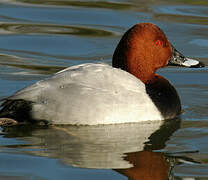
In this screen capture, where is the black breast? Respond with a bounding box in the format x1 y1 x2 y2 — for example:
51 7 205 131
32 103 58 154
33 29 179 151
145 78 181 119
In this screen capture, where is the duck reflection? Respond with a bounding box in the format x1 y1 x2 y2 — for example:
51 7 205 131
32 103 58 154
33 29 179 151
115 151 170 180
2 119 181 179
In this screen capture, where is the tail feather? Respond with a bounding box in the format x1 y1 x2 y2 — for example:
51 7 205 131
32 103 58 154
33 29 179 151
0 99 33 122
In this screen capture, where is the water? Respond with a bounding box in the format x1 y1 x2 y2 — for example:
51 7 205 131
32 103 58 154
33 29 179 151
0 0 207 179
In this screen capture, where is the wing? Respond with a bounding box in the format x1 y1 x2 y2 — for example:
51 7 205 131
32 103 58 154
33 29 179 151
7 63 144 102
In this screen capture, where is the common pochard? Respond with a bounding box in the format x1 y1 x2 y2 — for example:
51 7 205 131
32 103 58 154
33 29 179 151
0 23 204 125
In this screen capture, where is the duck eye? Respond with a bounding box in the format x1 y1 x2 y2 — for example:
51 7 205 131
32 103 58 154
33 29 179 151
155 40 163 46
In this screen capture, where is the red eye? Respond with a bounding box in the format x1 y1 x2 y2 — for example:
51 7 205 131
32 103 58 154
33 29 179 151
155 40 163 46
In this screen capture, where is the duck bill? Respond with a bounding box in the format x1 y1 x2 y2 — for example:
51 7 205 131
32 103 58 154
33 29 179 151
168 45 205 68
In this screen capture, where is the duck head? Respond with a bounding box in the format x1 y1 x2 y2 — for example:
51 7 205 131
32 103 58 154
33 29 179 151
112 23 204 84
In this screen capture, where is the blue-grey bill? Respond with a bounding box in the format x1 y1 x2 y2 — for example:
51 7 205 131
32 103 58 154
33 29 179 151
168 44 205 68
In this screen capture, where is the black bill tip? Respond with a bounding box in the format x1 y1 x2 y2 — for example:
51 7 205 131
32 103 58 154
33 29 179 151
188 61 205 68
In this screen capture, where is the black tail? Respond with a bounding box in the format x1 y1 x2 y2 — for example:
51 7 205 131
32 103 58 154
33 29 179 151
0 99 33 122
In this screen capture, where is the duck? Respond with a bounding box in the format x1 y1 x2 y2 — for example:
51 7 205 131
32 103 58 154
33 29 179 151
0 23 204 125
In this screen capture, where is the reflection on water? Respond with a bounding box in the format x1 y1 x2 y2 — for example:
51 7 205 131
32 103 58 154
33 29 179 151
116 151 171 180
1 119 181 179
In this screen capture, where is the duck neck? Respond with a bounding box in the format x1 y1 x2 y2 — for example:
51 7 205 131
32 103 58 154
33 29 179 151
112 52 157 84
112 32 157 84
127 59 157 84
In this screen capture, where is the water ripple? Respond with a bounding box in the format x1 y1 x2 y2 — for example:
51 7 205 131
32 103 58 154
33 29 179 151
4 0 132 10
154 5 208 25
0 23 116 36
155 14 208 25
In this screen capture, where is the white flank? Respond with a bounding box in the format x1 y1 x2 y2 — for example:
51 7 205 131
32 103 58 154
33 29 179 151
8 63 163 125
